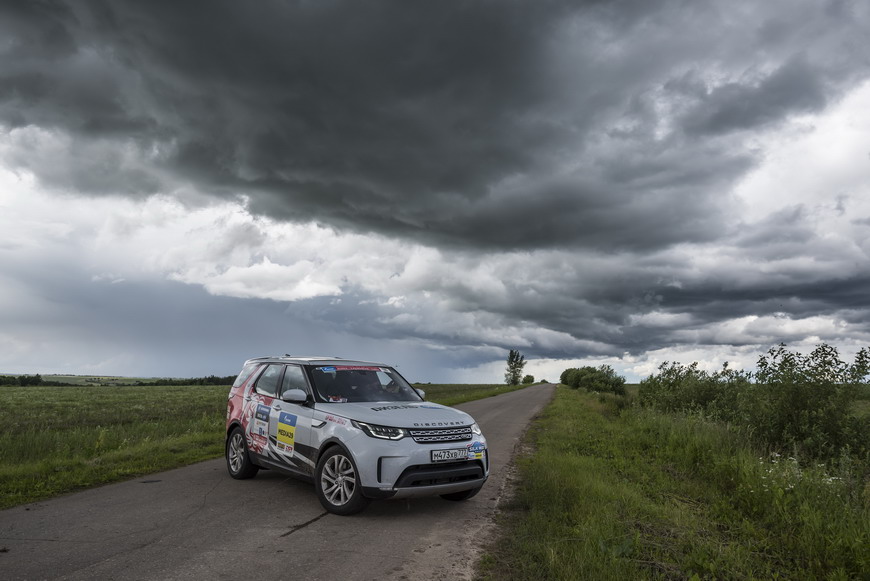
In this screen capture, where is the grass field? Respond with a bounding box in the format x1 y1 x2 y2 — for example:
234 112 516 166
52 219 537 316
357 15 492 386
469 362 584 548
0 385 229 509
43 375 164 385
478 386 869 580
0 382 529 509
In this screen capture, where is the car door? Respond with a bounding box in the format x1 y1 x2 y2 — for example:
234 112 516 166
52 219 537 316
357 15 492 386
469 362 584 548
246 363 284 459
265 364 315 476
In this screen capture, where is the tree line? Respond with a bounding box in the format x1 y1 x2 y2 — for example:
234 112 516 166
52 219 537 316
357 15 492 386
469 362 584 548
0 374 46 386
0 374 237 387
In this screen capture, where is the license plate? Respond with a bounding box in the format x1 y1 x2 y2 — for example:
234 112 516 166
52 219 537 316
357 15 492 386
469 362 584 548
431 448 467 462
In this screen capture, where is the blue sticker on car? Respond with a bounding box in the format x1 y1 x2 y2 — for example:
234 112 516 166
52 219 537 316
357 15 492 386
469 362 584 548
255 404 270 422
466 441 486 460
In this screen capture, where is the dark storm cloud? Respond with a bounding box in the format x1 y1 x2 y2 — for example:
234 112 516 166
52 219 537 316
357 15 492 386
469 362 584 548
3 0 868 252
679 57 829 136
3 0 870 377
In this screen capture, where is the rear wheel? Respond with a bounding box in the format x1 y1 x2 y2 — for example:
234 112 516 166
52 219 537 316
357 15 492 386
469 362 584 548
440 486 482 501
226 427 259 479
315 447 370 515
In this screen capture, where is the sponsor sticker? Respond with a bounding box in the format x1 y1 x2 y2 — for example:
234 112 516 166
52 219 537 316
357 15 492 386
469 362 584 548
325 414 348 426
319 366 337 372
254 404 270 436
248 433 267 454
276 412 297 455
255 404 270 422
334 366 382 371
370 404 421 412
466 441 486 460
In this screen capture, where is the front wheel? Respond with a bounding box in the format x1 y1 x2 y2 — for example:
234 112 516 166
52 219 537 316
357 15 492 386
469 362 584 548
315 447 370 515
226 427 259 479
440 486 482 501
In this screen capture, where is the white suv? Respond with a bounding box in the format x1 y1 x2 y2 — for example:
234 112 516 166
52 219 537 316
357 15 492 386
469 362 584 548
225 356 489 515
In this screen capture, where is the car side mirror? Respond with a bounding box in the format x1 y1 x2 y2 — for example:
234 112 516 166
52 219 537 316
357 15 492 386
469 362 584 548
281 388 308 403
414 388 426 400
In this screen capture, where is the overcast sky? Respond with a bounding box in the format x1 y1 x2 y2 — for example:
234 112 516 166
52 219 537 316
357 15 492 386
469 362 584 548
2 0 869 383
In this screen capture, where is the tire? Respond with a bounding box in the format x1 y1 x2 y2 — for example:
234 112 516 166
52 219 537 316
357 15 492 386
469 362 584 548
226 427 259 479
315 446 370 515
440 486 482 501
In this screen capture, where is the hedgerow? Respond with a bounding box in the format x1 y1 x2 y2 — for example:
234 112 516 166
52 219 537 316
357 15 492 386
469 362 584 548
638 343 870 461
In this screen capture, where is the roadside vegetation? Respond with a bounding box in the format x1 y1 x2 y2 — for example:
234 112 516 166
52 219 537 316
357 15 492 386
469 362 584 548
480 344 870 580
0 381 529 509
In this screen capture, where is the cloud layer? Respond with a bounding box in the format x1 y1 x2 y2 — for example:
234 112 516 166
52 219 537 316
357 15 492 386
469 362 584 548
2 1 870 380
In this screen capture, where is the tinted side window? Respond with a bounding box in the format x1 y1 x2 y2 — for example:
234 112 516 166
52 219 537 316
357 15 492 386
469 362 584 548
254 364 283 397
280 365 308 397
232 363 260 388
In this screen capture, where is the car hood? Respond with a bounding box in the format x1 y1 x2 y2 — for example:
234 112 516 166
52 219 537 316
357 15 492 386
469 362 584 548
314 401 474 428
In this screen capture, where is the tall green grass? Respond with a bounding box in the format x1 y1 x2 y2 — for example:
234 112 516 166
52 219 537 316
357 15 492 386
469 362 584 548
0 385 228 509
479 387 869 580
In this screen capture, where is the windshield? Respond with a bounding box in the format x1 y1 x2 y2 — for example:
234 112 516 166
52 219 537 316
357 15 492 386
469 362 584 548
309 365 422 403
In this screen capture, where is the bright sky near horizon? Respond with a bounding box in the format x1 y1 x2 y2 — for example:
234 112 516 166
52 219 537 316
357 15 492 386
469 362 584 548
2 1 869 383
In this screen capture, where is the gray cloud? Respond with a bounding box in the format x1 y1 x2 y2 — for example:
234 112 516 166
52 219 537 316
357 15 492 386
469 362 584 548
2 0 870 377
4 1 867 250
680 57 829 136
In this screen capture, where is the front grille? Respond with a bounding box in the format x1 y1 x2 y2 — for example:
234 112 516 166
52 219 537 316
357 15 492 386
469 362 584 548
395 462 484 487
408 426 473 443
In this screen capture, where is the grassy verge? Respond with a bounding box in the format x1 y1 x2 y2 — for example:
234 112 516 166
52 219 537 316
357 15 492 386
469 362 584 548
479 386 869 580
0 382 525 509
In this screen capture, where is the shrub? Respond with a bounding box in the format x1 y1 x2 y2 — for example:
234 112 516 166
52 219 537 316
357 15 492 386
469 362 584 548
751 343 869 458
638 362 752 417
522 374 535 384
560 365 626 395
638 344 870 461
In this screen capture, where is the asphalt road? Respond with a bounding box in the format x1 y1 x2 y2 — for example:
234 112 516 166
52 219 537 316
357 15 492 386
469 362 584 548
0 384 554 581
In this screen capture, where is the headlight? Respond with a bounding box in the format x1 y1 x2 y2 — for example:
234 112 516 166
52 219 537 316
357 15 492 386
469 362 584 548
352 420 407 440
471 423 482 436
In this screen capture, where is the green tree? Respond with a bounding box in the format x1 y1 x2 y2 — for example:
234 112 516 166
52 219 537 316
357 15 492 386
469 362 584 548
18 374 43 387
505 349 526 386
522 374 535 384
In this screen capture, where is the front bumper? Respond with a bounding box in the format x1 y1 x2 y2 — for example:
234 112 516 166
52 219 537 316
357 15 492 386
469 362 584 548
362 459 487 499
348 434 489 500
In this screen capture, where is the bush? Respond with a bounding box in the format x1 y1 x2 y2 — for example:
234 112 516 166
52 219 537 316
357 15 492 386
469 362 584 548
638 344 870 461
560 365 626 395
638 362 751 417
751 343 869 458
522 374 535 384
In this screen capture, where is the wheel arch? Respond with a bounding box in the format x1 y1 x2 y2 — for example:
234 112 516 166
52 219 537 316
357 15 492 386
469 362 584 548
316 437 350 465
226 420 244 438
